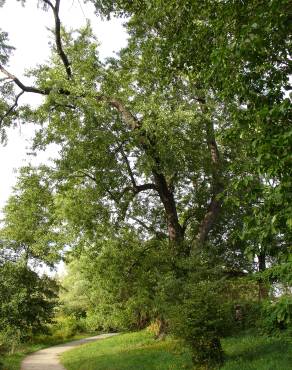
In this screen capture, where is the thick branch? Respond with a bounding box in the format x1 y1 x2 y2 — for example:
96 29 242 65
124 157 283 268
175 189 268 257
1 63 182 246
196 189 223 245
195 98 224 245
119 183 157 201
43 0 72 79
106 97 140 129
134 183 157 193
0 65 142 131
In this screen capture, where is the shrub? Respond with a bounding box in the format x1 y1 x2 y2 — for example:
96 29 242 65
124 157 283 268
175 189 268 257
261 295 292 334
0 326 21 354
167 278 228 367
51 315 87 340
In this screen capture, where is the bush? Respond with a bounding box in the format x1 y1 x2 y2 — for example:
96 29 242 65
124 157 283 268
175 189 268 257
261 295 292 334
0 326 21 354
232 301 262 331
167 278 228 367
51 315 87 340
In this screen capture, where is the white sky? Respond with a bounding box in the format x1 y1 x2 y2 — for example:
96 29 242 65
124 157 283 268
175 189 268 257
0 0 128 213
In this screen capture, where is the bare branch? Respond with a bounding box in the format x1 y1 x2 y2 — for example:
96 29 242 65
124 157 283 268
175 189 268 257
0 64 47 94
120 148 137 188
77 170 97 182
0 91 24 126
130 216 166 239
42 0 54 9
119 148 157 195
131 216 152 231
0 77 11 83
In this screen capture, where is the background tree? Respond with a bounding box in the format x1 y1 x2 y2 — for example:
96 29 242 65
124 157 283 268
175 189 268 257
0 166 62 267
0 261 58 339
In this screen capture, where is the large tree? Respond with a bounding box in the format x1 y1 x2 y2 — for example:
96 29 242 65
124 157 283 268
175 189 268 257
0 0 234 252
88 0 292 285
0 0 291 365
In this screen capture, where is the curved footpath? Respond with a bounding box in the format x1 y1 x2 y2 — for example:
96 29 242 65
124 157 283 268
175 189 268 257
21 333 119 370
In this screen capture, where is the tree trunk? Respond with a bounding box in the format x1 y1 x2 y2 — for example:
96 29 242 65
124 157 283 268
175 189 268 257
258 252 269 300
152 170 184 245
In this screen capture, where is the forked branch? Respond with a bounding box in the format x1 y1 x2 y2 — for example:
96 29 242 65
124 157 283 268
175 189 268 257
120 148 156 194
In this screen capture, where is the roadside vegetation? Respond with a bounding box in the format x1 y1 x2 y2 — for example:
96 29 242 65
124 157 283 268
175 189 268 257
0 332 89 370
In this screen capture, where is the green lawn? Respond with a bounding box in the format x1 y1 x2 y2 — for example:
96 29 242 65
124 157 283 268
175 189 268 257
61 331 193 370
61 330 292 370
221 333 292 370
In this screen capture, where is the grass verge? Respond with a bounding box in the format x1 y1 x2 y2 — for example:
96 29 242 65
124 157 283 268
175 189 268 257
0 333 91 370
61 330 292 370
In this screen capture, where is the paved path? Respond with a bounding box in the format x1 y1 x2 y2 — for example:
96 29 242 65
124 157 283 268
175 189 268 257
21 333 119 370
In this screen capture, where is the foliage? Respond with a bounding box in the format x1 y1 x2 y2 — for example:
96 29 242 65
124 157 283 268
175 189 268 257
60 232 170 332
0 261 59 347
0 166 63 267
89 0 292 263
51 315 88 340
164 257 232 366
0 326 21 355
261 295 292 334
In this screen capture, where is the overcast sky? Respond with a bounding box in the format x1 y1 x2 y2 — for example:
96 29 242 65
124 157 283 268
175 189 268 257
0 0 128 213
